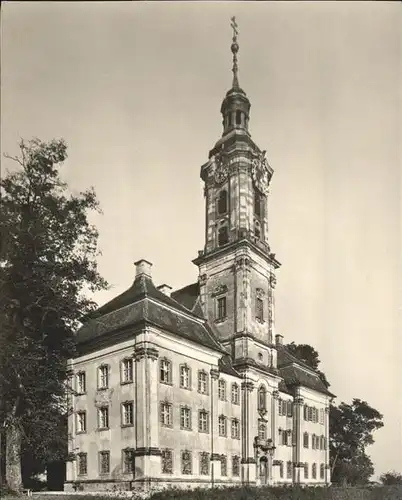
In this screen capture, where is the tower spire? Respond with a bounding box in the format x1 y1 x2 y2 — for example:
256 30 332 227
230 16 239 89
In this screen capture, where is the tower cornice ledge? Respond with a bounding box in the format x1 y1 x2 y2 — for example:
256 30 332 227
193 237 281 269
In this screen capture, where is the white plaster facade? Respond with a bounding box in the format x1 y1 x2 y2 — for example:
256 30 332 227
65 28 333 492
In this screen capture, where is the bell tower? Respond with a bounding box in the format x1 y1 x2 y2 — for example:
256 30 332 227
193 17 281 371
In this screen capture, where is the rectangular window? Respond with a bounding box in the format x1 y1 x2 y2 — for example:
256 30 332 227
218 415 227 437
279 462 284 478
320 463 325 479
287 401 293 418
304 463 309 479
312 463 317 479
218 379 226 401
217 296 227 321
180 407 191 430
98 406 109 429
98 365 109 389
181 450 192 475
160 359 172 384
180 365 191 389
122 449 134 474
198 371 208 394
121 358 133 384
304 405 308 421
199 452 210 475
121 402 134 426
287 461 292 479
303 432 309 448
308 406 313 422
161 449 173 474
221 455 227 476
77 372 86 394
231 384 240 405
232 455 240 476
160 402 173 427
231 419 240 439
76 411 86 433
99 451 110 474
77 453 87 475
320 409 325 425
198 410 209 433
256 297 264 322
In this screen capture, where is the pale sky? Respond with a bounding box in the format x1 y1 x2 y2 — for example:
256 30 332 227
2 1 401 479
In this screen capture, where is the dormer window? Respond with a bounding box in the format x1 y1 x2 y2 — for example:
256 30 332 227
217 190 228 215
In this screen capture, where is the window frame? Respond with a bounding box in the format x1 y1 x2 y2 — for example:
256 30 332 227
121 401 134 427
160 401 173 428
303 432 309 448
98 406 109 430
181 450 192 475
160 358 172 385
161 448 173 474
76 411 87 434
231 383 240 405
256 297 264 322
216 296 227 322
99 450 110 475
198 409 209 434
179 364 191 390
122 448 135 474
217 190 228 215
218 379 226 401
76 371 86 395
180 406 192 431
197 370 209 395
218 415 227 437
77 452 88 476
121 358 134 384
232 455 240 477
199 452 210 476
231 418 240 439
97 364 110 390
258 385 267 411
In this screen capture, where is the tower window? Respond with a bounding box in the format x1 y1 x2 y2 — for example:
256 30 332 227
256 297 264 322
236 110 242 125
217 190 228 214
254 220 261 240
254 189 262 217
218 225 229 246
217 296 227 321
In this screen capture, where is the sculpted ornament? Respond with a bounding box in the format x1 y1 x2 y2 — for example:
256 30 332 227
210 152 230 185
269 275 277 289
251 150 270 195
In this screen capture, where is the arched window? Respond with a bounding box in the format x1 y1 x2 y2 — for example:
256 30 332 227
254 188 262 217
217 190 228 214
218 226 229 247
258 421 266 440
236 110 242 125
258 386 267 411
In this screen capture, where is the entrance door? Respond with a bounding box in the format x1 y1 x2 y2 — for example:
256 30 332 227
259 456 268 485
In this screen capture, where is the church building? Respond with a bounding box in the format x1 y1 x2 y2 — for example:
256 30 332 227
65 19 333 492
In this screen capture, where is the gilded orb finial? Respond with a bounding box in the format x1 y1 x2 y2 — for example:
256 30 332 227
230 16 239 88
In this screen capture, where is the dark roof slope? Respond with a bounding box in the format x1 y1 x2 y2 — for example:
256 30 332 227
77 276 224 354
276 344 334 397
171 282 200 312
219 354 241 378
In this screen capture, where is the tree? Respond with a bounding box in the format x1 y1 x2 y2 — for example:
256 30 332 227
380 471 402 485
0 138 108 491
330 399 383 485
285 341 330 387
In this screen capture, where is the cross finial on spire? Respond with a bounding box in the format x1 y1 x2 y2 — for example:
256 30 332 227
230 16 239 89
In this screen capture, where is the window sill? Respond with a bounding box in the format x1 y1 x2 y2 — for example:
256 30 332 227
76 431 87 435
198 391 209 396
120 380 133 386
180 386 192 391
121 424 134 428
198 430 210 434
160 381 173 386
97 427 109 432
180 427 192 432
97 387 109 392
215 318 227 324
76 392 86 396
161 423 173 429
255 318 265 324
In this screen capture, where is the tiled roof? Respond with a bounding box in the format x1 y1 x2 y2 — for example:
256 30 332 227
219 354 241 378
77 276 224 354
276 345 334 397
171 282 200 312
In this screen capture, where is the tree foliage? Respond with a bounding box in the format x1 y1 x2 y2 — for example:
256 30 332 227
380 471 402 486
330 399 383 485
0 138 108 490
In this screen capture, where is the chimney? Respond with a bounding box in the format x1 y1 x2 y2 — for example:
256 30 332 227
275 334 283 346
134 259 153 280
157 284 172 297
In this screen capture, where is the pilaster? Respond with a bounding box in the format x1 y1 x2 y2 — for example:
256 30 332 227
133 343 161 479
210 368 221 484
293 396 304 485
241 381 256 484
325 406 331 484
